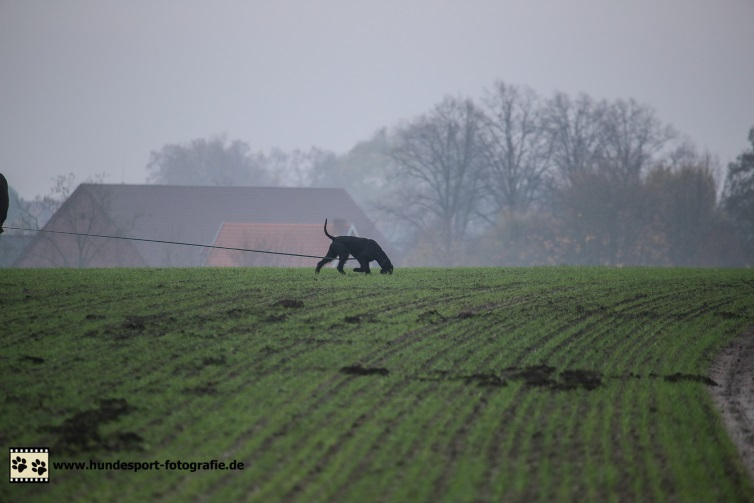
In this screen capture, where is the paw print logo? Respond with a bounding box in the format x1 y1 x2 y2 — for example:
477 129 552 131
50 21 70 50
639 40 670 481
32 459 47 476
10 448 50 482
12 456 27 473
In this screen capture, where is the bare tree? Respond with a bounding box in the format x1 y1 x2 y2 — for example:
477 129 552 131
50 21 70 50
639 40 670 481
265 146 337 187
723 126 754 262
544 92 606 187
478 81 550 217
21 174 138 267
600 98 676 185
146 135 271 186
543 95 678 265
383 96 485 265
645 152 719 266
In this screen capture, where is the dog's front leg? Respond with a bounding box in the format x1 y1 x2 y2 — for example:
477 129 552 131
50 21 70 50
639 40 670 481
353 257 371 274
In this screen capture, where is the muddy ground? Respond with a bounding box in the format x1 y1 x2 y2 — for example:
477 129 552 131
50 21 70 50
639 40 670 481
709 329 754 481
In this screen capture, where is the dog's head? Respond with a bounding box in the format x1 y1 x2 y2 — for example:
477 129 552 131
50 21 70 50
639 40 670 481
375 248 393 274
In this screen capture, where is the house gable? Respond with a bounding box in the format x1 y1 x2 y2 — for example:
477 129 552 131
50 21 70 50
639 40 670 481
15 185 148 267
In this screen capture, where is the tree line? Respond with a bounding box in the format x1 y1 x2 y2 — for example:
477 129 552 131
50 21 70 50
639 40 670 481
145 81 753 267
11 80 754 267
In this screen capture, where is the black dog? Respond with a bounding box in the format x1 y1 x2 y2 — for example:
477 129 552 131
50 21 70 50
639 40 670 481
315 219 393 274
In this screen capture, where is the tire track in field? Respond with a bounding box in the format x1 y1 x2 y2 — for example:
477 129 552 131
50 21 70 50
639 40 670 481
709 328 754 482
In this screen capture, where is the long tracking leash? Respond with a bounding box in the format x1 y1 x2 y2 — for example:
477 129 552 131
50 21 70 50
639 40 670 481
2 226 352 261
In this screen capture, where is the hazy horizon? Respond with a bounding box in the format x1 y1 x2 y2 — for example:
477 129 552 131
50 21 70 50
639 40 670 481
2 0 753 200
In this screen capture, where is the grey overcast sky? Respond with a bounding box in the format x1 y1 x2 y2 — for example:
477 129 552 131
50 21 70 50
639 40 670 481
1 0 753 200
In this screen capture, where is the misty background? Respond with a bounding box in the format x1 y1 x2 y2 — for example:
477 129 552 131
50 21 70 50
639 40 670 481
1 1 753 267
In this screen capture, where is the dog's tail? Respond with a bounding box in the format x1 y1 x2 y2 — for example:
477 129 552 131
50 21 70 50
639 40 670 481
323 218 336 241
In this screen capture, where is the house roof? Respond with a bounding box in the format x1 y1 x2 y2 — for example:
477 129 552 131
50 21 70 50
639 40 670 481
206 222 343 267
19 184 390 267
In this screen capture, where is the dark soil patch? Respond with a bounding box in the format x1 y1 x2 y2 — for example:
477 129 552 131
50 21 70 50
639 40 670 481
464 366 602 391
716 311 743 319
417 310 445 324
183 382 219 395
664 373 718 386
113 313 176 338
557 369 603 390
44 398 143 453
19 355 45 364
226 307 245 318
174 355 228 376
506 364 557 387
122 316 147 330
85 313 106 321
279 299 304 308
466 373 507 387
201 356 228 367
343 314 377 324
265 314 287 322
340 365 390 377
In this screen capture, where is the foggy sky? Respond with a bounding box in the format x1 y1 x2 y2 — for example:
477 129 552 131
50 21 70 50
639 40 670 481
2 0 753 200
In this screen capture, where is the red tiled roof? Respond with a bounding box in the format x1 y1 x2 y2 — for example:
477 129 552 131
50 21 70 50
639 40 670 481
207 222 339 267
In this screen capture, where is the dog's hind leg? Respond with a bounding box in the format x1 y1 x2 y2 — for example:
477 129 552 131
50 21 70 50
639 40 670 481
315 244 338 273
315 256 333 273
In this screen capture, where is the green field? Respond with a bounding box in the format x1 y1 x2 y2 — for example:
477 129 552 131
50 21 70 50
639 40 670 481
2 267 753 502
